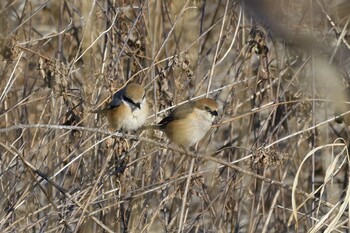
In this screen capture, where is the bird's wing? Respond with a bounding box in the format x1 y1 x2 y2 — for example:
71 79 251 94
109 89 124 109
158 102 194 126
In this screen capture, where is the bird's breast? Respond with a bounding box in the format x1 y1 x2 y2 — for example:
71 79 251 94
164 113 212 147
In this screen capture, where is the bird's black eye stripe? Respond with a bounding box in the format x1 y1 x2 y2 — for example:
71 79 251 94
124 96 135 105
204 106 217 116
124 96 141 109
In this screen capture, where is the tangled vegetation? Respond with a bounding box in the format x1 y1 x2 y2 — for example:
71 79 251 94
0 0 350 232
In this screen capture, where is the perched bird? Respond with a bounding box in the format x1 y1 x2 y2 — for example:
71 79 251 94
151 98 219 147
92 83 149 131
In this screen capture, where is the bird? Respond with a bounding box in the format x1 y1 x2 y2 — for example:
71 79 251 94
92 83 149 131
149 98 219 147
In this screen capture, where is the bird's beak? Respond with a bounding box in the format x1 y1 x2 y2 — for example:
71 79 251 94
212 111 218 116
135 103 141 109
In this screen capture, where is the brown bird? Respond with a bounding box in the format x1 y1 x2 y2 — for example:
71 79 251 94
150 98 219 147
92 83 149 131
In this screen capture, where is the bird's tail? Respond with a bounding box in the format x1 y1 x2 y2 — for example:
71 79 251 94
90 108 108 114
139 124 161 131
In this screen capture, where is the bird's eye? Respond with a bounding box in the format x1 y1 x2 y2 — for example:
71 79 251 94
205 106 211 111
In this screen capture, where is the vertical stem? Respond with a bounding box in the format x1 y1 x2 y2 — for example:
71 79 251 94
178 157 195 233
206 0 229 97
310 0 316 226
